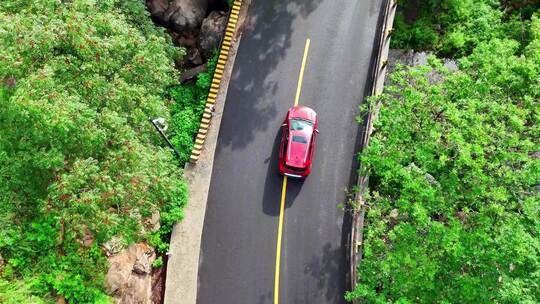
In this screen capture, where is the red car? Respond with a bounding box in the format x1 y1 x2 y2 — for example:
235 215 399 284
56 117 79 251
279 105 319 178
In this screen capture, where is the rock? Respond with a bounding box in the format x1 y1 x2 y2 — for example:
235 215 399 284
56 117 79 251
180 64 208 83
443 58 459 72
405 162 438 185
163 0 209 32
3 76 16 88
456 210 469 224
387 49 415 72
173 32 198 48
150 261 166 304
405 162 420 172
82 230 94 248
133 250 153 275
177 46 202 69
387 49 458 83
147 0 169 21
105 243 156 304
197 10 228 59
389 208 399 225
412 51 429 67
103 236 125 257
424 173 438 186
187 47 203 65
144 211 161 233
529 151 540 158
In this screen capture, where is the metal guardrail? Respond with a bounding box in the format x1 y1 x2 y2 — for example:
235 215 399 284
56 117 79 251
349 0 397 298
189 0 243 163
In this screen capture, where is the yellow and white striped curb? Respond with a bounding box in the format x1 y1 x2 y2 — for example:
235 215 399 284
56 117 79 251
189 0 243 163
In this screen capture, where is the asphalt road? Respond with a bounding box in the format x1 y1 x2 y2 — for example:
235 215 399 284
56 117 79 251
197 0 385 303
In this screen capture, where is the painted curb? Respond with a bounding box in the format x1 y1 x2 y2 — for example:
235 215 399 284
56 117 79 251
189 0 243 163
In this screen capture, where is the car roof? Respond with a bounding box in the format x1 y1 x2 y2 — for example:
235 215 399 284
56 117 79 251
285 128 312 168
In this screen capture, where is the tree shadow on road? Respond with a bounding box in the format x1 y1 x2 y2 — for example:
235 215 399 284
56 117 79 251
215 0 324 152
304 242 349 303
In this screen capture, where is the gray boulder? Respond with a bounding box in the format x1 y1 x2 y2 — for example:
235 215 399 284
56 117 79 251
164 0 209 32
197 10 228 59
187 47 204 65
180 64 208 83
147 0 169 21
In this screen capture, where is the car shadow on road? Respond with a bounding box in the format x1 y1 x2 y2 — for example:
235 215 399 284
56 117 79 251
262 127 304 216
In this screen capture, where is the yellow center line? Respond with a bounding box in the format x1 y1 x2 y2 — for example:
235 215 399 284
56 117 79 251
294 38 311 107
274 176 287 304
274 38 311 304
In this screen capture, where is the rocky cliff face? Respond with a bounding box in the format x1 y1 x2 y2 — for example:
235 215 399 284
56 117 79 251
105 243 157 304
147 0 230 71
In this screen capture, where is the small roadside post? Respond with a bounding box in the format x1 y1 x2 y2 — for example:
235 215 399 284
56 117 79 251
149 117 181 161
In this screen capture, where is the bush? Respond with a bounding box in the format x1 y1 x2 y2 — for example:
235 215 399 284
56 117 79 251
169 53 218 164
0 0 188 302
347 15 540 303
393 0 540 57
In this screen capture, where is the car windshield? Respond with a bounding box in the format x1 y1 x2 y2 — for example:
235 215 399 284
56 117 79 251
292 135 308 144
290 118 313 131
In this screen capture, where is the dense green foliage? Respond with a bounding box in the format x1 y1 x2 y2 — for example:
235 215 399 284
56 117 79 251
169 54 218 164
0 0 192 302
393 0 540 56
347 12 540 304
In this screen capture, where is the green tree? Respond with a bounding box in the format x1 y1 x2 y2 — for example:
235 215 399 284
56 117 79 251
348 15 540 303
0 0 188 302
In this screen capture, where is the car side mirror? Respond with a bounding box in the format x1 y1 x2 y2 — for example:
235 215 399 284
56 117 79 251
281 123 287 127
315 129 319 133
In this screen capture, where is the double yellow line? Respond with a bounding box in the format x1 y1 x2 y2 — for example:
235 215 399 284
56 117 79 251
273 38 311 304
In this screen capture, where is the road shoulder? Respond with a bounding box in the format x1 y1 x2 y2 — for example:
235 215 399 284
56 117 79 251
163 2 250 303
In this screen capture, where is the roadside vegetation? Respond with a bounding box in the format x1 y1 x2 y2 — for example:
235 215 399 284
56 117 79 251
169 54 218 164
348 1 540 303
0 0 215 302
392 0 539 57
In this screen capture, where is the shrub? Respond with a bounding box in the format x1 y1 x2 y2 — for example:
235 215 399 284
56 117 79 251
393 0 540 57
169 53 218 164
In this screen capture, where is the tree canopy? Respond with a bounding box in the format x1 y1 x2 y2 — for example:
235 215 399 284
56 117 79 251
0 0 188 302
393 0 540 57
347 10 540 303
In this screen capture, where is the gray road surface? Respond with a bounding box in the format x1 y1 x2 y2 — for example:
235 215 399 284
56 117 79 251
197 0 385 303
